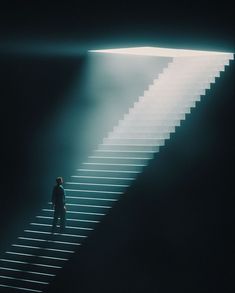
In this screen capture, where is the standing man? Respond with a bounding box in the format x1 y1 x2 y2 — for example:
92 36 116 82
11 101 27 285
51 177 66 233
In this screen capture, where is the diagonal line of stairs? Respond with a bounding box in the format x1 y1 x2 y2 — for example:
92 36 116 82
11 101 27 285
0 50 233 292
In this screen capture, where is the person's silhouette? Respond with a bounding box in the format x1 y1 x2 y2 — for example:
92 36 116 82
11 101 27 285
51 177 66 233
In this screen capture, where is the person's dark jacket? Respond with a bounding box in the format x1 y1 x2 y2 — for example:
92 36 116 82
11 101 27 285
52 184 66 208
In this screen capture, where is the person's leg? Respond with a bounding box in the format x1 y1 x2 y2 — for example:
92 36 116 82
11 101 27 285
60 207 66 233
52 208 59 233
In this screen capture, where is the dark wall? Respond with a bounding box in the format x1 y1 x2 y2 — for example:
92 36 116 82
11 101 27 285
0 2 234 292
0 1 234 51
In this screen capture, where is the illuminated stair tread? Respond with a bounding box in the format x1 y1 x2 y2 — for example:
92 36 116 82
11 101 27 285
95 149 156 153
30 223 93 231
71 175 135 180
0 275 48 285
100 143 163 147
0 259 62 269
42 209 105 215
64 203 111 208
24 230 87 238
0 284 42 292
36 216 99 223
64 188 122 194
11 244 74 254
18 237 81 246
66 196 118 201
88 156 150 160
0 267 55 277
5 252 68 261
65 182 128 187
83 162 146 166
77 169 140 173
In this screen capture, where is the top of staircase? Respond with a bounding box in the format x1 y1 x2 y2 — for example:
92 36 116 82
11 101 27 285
89 46 234 59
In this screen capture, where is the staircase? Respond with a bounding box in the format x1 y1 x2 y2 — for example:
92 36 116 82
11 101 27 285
0 48 233 292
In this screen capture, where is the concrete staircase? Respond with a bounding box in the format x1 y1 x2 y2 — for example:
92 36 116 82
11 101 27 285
0 48 233 292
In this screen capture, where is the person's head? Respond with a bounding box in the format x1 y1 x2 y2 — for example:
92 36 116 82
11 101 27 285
56 177 63 185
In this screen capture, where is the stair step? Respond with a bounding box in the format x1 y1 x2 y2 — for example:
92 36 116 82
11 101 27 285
29 222 93 236
0 258 62 270
34 216 99 229
0 268 52 288
139 93 202 101
118 120 181 127
149 83 211 91
113 125 176 133
70 175 135 185
76 168 140 179
86 156 150 165
124 113 186 120
108 131 173 139
63 203 112 214
93 149 155 159
65 181 128 192
98 143 160 152
66 195 118 204
107 133 171 139
0 266 55 278
23 230 87 241
0 275 46 292
149 81 210 89
144 89 206 95
64 188 122 198
0 274 48 285
46 200 112 214
0 258 61 282
17 237 81 248
11 244 74 255
134 99 197 108
157 71 219 79
102 138 165 147
131 103 193 110
0 283 43 292
155 67 215 73
42 208 105 221
81 161 146 172
4 252 68 268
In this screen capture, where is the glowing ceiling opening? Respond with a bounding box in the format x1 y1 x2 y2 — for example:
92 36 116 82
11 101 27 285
89 46 233 58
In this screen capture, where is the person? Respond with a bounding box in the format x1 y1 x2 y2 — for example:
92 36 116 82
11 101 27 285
51 177 66 233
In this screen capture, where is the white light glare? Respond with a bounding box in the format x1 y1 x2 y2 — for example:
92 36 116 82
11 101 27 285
89 46 234 59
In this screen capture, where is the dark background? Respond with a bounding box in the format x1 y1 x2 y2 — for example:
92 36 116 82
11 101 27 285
0 1 234 293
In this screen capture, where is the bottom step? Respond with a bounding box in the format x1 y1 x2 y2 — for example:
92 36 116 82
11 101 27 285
0 283 42 292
